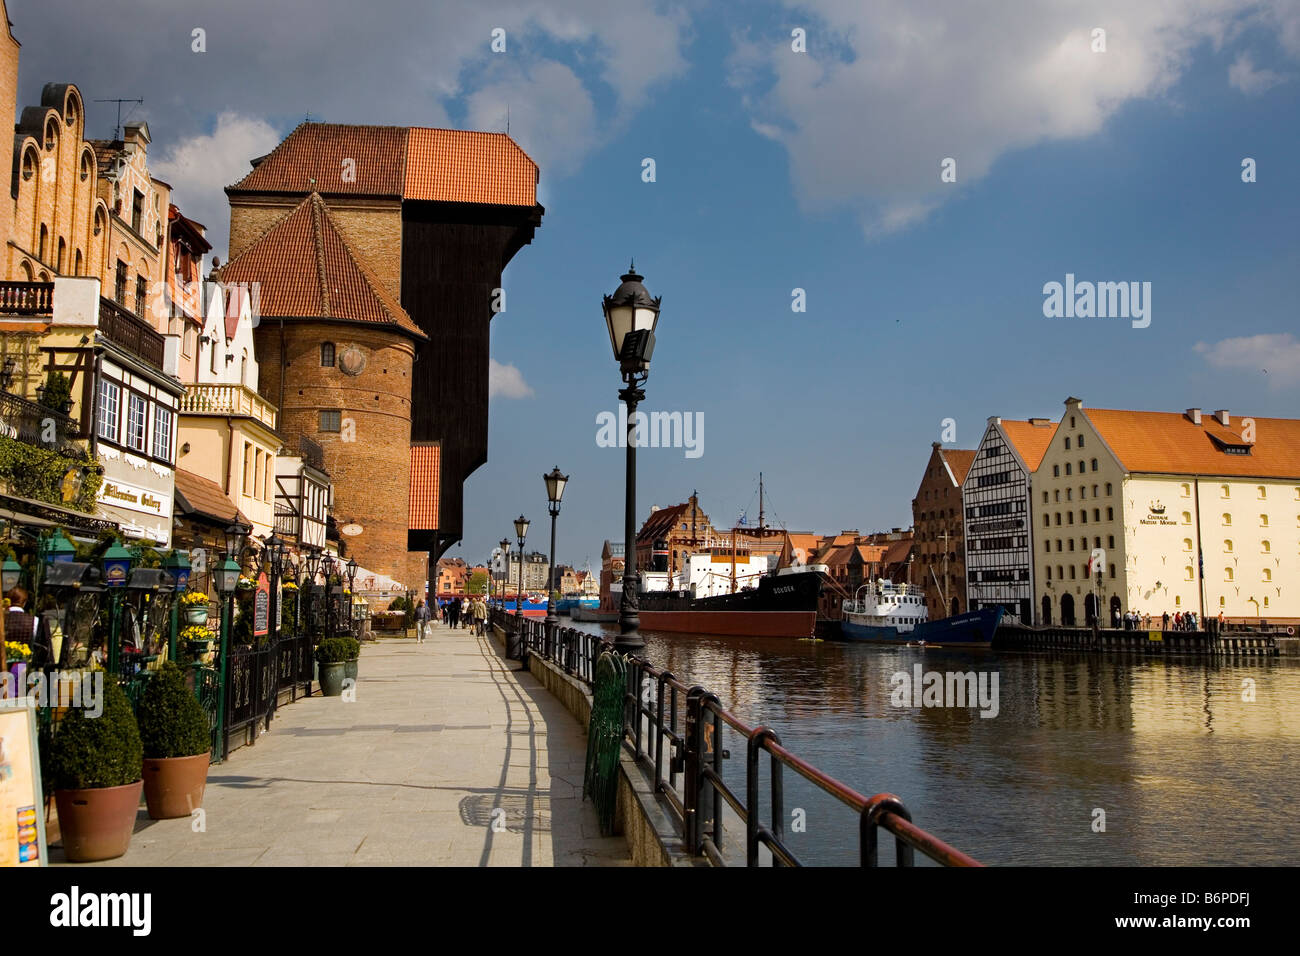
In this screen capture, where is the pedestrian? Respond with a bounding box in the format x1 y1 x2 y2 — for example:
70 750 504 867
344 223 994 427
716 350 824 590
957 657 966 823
460 597 470 628
1162 610 1170 631
415 600 432 643
473 596 487 636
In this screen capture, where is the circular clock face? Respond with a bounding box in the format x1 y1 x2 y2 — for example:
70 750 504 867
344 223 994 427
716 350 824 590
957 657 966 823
339 346 367 376
341 523 364 536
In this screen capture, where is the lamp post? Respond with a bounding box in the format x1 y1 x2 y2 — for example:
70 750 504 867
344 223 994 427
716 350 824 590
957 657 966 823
498 538 510 611
345 556 358 638
214 552 241 762
162 549 192 663
321 552 336 640
602 262 660 649
543 466 568 631
101 539 133 674
513 515 529 661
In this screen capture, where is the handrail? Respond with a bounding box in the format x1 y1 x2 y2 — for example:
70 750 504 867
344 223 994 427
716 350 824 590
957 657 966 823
493 606 981 867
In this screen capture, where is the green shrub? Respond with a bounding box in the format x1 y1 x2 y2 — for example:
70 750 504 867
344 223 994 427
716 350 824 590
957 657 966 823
136 663 210 759
341 636 360 659
315 637 353 663
46 678 142 790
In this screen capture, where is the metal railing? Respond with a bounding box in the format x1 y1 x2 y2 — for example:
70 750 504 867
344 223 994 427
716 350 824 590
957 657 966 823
99 297 165 369
490 606 980 868
0 390 85 455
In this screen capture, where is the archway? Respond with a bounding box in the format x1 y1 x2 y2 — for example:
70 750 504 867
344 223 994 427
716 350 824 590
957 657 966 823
1084 592 1097 625
1041 595 1052 626
1110 596 1122 627
950 597 959 618
1060 593 1076 627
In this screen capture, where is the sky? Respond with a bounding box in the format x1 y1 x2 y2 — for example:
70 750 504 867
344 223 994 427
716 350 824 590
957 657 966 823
12 0 1300 573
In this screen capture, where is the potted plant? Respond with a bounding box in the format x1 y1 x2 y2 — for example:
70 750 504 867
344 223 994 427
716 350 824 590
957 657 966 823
180 624 212 655
137 663 211 819
315 637 352 696
46 678 143 862
179 589 210 625
5 639 31 690
341 636 361 682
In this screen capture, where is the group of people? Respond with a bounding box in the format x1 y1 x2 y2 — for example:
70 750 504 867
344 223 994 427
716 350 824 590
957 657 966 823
1109 608 1216 632
412 595 487 643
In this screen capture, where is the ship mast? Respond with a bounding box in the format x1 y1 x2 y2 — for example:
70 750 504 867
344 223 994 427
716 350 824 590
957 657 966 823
758 471 765 536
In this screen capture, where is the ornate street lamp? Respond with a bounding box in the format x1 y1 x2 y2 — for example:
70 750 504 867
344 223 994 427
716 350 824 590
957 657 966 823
321 553 337 639
498 538 510 609
511 516 529 663
543 466 568 628
2 554 22 592
224 520 250 568
101 539 133 674
214 551 241 761
602 262 660 648
345 556 358 637
162 549 192 662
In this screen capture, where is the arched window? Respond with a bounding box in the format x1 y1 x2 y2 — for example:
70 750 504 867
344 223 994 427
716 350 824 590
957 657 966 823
1078 435 1085 448
1259 514 1269 527
1262 540 1271 553
18 260 32 280
21 147 37 181
1105 483 1113 495
1221 484 1230 498
94 209 105 236
1065 463 1072 476
241 350 248 385
1224 568 1234 582
321 342 335 367
56 238 66 273
80 150 92 182
65 94 79 128
1065 437 1071 450
1222 513 1232 526
38 225 48 261
1182 511 1191 524
1078 460 1085 474
1263 569 1272 582
1090 458 1098 471
1184 566 1193 581
44 117 57 150
1258 486 1266 499
74 249 83 275
1182 538 1192 552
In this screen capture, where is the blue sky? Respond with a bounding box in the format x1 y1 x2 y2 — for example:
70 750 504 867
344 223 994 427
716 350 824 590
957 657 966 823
14 0 1300 571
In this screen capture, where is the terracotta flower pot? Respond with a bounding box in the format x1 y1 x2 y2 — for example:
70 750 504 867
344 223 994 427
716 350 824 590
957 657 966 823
55 780 143 863
142 753 210 820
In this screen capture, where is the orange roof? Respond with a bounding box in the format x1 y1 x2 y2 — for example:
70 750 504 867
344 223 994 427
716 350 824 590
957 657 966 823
638 503 689 543
1085 407 1300 479
173 469 249 526
214 193 424 338
999 419 1059 471
409 443 440 530
405 127 537 206
228 123 538 207
941 448 977 485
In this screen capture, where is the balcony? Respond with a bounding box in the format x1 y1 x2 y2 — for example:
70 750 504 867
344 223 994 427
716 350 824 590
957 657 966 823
299 434 325 472
0 390 85 458
180 382 277 431
0 281 54 316
99 297 165 369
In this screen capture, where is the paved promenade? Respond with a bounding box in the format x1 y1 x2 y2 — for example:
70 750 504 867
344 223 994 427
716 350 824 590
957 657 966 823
60 622 628 866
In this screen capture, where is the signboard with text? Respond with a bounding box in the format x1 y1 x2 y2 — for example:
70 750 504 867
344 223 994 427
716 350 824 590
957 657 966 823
0 698 47 867
254 572 269 637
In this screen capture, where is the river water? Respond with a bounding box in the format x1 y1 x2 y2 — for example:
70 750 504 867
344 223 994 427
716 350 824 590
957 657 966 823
571 621 1299 866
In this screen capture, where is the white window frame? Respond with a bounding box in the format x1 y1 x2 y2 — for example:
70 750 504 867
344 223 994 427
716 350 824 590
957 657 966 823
152 405 173 460
97 379 120 442
126 393 148 452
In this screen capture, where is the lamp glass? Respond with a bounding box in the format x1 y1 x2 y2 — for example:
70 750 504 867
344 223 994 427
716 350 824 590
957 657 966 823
1 556 21 592
544 467 568 505
216 558 240 595
514 515 529 539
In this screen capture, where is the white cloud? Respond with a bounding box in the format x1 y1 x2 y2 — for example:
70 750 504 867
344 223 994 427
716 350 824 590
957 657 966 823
466 61 596 177
730 0 1300 235
1195 334 1300 387
151 112 282 261
489 359 534 399
1228 52 1287 93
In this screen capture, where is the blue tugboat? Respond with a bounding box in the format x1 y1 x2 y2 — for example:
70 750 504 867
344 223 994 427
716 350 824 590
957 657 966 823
840 580 1003 646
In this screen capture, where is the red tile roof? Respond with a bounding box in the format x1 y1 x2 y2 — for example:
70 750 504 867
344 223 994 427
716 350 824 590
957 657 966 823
228 123 538 207
637 503 689 543
941 449 978 485
999 419 1059 471
1085 407 1300 479
409 442 440 530
173 469 249 525
214 193 424 338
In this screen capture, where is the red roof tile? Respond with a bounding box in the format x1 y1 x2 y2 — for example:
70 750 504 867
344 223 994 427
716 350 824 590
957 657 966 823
1085 407 1300 479
941 449 978 485
227 123 538 207
999 419 1059 471
214 193 424 338
173 469 249 525
409 443 440 530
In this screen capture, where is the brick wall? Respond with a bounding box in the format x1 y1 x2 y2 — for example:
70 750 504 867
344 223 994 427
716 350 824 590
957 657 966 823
255 320 424 587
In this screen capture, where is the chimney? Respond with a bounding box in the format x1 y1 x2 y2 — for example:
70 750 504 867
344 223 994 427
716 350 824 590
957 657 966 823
1028 417 1052 427
1214 409 1230 426
1186 408 1202 425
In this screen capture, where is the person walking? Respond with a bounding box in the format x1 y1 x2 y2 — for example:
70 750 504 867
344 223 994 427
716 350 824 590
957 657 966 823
460 597 471 629
415 600 432 643
473 596 487 636
1162 610 1170 631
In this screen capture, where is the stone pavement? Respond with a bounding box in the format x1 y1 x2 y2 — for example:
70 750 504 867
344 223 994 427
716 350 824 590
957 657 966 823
60 621 630 866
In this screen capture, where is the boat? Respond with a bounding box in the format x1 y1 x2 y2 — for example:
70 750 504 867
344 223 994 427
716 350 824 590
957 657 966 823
498 594 548 618
571 603 617 623
557 591 597 616
839 579 1003 645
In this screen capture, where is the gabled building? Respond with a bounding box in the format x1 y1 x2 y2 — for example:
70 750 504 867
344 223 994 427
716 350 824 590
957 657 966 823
215 192 425 581
1034 398 1300 627
963 417 1057 625
911 443 976 619
636 493 716 575
224 123 544 575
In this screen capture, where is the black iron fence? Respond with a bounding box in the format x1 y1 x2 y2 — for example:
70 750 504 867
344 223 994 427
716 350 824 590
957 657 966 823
490 607 980 867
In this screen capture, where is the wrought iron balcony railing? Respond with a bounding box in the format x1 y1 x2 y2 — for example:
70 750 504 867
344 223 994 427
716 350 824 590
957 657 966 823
0 390 87 457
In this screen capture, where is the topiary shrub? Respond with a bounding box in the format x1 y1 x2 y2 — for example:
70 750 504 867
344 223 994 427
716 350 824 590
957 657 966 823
315 637 353 663
340 636 361 660
136 663 210 759
46 678 142 790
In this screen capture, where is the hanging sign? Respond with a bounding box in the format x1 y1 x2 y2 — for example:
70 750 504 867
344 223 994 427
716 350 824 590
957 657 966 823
254 572 269 637
0 698 47 867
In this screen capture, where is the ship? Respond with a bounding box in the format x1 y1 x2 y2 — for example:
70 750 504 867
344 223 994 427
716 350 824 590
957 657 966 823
840 579 1003 645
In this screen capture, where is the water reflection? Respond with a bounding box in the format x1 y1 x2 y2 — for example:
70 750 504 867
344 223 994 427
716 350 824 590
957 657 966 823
571 621 1300 865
